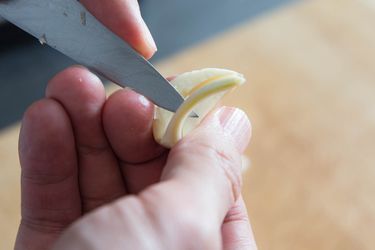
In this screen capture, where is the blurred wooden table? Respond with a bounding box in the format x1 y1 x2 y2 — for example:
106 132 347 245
1 0 375 249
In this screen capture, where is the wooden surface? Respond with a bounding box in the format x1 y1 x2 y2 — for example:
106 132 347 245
1 0 375 249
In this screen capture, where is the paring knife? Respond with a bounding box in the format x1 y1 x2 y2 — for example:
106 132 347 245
0 0 184 113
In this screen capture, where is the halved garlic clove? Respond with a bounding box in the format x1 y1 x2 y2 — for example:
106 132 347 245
153 68 246 148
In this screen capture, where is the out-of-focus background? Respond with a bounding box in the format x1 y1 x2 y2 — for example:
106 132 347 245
0 0 291 128
1 0 375 249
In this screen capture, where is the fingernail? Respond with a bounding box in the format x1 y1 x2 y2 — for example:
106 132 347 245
141 20 157 55
131 1 157 58
216 107 251 152
138 95 150 108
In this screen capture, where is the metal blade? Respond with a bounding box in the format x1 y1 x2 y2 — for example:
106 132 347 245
0 0 184 112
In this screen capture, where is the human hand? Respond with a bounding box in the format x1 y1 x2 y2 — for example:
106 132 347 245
80 0 157 59
15 66 256 249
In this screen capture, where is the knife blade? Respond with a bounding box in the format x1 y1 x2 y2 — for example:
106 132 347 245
0 0 184 113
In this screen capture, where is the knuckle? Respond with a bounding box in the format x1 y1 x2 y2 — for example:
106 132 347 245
175 132 243 202
81 193 118 212
224 204 249 224
21 171 73 185
23 99 59 122
77 143 109 156
20 216 68 234
190 138 243 202
210 145 243 201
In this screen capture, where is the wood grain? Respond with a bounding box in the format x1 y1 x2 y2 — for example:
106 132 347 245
1 0 375 249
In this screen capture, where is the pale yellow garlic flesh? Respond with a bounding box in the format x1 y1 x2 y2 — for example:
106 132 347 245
153 68 246 148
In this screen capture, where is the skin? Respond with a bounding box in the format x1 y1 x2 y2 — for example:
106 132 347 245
15 66 257 249
15 1 257 249
80 0 157 59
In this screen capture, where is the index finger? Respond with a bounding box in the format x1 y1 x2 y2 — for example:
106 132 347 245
80 0 157 59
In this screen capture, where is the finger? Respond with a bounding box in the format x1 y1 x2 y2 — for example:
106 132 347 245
16 99 81 250
53 107 251 249
138 107 252 249
103 89 166 193
80 0 157 59
46 66 125 212
222 196 258 250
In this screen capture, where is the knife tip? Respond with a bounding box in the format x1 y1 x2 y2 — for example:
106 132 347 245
189 111 199 118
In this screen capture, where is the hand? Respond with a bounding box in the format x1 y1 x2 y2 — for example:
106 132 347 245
80 0 157 59
15 66 256 249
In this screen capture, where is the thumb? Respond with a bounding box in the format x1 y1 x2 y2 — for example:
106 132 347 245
140 107 251 248
163 106 251 207
52 107 251 250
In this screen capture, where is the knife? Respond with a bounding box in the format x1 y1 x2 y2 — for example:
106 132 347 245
0 0 184 113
